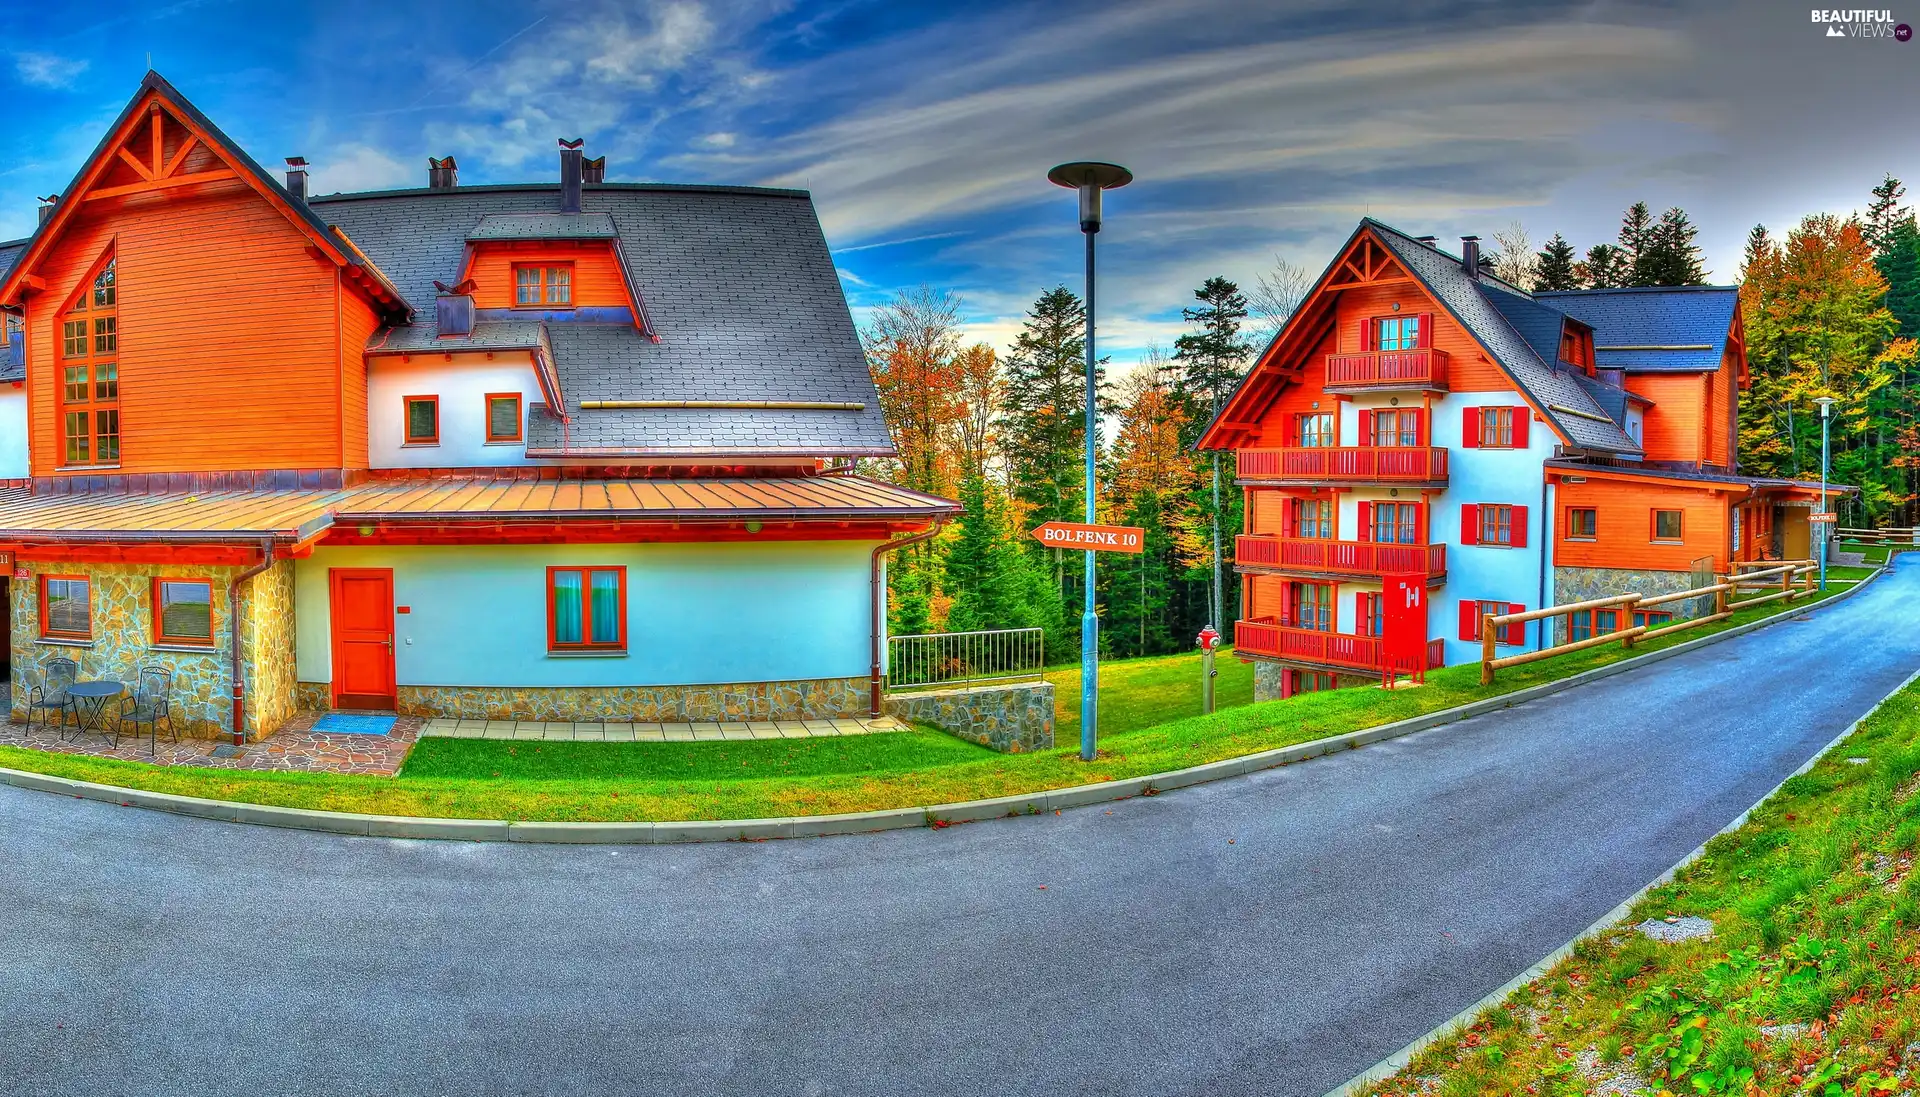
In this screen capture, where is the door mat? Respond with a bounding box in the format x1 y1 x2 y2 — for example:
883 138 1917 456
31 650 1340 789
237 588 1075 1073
312 713 398 736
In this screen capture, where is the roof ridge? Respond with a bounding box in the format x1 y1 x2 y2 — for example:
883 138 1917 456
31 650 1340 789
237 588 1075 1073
1534 284 1737 296
308 182 813 205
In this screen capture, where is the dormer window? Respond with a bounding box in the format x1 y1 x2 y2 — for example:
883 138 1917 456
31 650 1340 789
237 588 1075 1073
1559 323 1594 372
514 263 573 307
58 253 120 467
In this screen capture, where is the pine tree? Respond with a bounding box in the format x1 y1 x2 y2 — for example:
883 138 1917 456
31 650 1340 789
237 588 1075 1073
1619 201 1655 283
1002 286 1092 525
943 474 1064 637
1533 233 1579 291
1635 207 1708 286
1878 217 1920 339
1577 243 1630 289
1865 174 1911 256
1171 277 1253 634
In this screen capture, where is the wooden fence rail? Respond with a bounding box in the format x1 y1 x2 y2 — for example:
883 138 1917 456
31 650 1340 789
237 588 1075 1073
1480 564 1816 685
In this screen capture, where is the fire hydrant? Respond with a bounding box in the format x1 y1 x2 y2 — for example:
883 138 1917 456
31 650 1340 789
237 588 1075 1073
1197 626 1221 714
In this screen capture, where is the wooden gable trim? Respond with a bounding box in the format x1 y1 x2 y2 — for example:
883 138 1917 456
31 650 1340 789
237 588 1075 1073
0 76 409 322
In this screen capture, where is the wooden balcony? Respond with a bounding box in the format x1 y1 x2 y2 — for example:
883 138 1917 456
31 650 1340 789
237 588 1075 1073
1323 348 1449 392
1235 535 1445 580
1236 446 1448 486
1234 618 1446 676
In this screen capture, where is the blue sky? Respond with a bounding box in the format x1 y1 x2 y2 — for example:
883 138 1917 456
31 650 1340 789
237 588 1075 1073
3 0 1915 373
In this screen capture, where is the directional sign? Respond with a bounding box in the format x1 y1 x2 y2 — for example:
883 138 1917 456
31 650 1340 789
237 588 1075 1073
1810 512 1837 523
1030 521 1146 554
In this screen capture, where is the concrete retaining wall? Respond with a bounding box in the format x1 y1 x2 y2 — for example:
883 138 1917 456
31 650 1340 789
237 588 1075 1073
886 681 1054 753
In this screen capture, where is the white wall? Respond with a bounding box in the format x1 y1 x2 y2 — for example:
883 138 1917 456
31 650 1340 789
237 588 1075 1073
0 385 26 479
293 540 881 689
367 352 541 468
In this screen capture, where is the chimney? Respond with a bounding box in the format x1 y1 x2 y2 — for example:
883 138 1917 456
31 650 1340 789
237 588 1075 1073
582 155 606 184
284 157 308 203
1459 235 1481 279
36 195 57 224
559 138 584 214
428 156 458 190
434 279 477 337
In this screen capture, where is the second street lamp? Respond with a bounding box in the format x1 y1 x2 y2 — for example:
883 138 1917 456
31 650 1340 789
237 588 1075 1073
1048 161 1132 762
1815 395 1835 592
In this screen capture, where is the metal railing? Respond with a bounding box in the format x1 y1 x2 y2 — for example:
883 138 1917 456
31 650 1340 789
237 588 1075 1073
886 627 1045 692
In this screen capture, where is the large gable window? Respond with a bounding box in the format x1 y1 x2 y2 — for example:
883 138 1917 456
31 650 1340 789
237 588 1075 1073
58 254 120 467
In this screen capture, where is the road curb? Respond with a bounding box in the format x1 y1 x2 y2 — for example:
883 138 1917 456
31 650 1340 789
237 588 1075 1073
0 566 1887 846
1320 644 1920 1097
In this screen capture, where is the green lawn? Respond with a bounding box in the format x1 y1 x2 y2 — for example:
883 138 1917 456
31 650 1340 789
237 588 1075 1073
0 577 1871 823
1840 539 1893 565
1361 675 1920 1097
1045 647 1255 741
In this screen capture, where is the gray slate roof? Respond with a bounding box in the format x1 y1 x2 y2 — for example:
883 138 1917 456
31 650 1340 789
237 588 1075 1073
0 238 22 382
311 185 894 459
467 212 617 242
1364 219 1641 455
370 319 551 356
1534 285 1737 373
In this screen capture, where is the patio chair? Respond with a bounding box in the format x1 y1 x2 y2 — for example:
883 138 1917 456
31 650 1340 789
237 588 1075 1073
26 657 78 735
118 666 174 754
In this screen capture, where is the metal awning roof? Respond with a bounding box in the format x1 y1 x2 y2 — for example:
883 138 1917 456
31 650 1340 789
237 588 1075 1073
0 476 958 544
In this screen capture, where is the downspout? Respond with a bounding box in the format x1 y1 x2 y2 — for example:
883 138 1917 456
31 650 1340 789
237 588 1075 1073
228 539 277 747
869 523 945 716
1536 475 1553 653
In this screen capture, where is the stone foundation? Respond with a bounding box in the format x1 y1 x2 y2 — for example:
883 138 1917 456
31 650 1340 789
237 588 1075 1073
886 681 1054 753
1552 565 1708 644
1254 661 1285 703
293 676 872 722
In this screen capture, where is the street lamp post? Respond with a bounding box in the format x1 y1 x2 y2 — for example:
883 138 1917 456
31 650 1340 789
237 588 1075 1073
1048 161 1132 762
1816 395 1835 592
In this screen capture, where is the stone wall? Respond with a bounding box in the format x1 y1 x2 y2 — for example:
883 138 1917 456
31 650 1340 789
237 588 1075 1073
9 558 296 740
1552 565 1707 645
885 681 1054 753
329 676 872 722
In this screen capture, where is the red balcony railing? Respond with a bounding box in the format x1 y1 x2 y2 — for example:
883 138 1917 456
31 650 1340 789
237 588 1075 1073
1234 618 1447 675
1237 446 1448 484
1235 535 1445 578
1324 348 1449 390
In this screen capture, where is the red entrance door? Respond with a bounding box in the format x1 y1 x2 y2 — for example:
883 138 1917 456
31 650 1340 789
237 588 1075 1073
329 568 395 711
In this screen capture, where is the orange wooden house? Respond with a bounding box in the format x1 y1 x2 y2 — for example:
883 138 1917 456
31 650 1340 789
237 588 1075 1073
1198 219 1842 702
0 73 956 740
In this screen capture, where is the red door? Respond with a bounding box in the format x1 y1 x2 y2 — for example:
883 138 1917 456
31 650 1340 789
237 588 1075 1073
329 568 395 711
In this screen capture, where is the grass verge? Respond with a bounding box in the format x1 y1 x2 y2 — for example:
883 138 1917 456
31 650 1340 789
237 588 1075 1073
1046 646 1256 740
1358 671 1920 1097
0 571 1876 823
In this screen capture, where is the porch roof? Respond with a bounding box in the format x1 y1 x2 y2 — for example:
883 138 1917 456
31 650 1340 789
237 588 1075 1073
0 475 957 544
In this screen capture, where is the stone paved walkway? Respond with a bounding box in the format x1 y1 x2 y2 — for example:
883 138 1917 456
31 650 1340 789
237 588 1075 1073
417 715 908 741
0 710 424 777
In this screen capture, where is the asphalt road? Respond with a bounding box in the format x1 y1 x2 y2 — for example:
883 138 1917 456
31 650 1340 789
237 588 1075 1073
5 560 1919 1097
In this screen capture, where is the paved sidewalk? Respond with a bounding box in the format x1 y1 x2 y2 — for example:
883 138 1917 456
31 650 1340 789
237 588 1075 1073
417 715 908 741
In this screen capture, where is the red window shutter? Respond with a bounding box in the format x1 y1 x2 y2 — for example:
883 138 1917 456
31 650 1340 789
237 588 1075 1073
1416 312 1433 348
1458 599 1479 642
1510 504 1529 548
1357 501 1373 542
1354 592 1368 636
1461 406 1480 448
1504 604 1526 647
1359 319 1374 351
1287 498 1300 538
1511 407 1530 449
1460 503 1480 545
1360 409 1375 445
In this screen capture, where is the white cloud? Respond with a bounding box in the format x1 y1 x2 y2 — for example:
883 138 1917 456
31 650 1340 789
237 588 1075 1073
15 52 88 89
697 131 737 149
310 144 416 195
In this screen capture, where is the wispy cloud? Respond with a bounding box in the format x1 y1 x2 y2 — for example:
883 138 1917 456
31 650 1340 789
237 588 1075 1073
310 144 415 195
14 51 89 89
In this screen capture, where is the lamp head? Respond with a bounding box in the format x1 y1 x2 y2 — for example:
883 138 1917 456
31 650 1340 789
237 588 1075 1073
1048 161 1132 234
1814 395 1837 417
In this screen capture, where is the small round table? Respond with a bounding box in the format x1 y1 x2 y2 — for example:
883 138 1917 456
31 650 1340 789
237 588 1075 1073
66 680 125 736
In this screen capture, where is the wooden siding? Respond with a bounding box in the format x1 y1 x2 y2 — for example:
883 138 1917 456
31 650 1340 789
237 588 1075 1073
1623 372 1707 466
26 183 349 478
1705 351 1735 468
339 284 381 470
1554 476 1730 572
466 242 633 311
1247 573 1286 620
